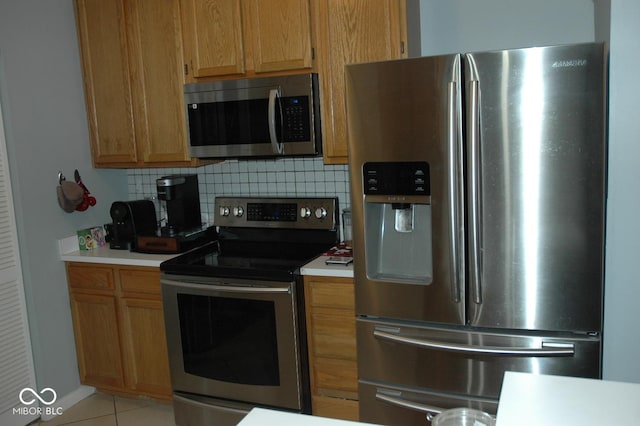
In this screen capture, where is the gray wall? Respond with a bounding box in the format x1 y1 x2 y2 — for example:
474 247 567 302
419 0 595 54
0 1 127 397
604 0 640 383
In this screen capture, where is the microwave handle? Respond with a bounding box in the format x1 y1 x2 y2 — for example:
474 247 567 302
269 88 284 154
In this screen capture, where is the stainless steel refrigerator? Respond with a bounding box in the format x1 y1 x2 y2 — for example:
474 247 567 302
345 42 606 425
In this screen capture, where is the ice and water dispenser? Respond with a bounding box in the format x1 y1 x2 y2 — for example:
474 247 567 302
363 162 433 285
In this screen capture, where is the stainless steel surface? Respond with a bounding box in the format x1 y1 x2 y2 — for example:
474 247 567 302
346 43 606 425
359 380 498 425
214 197 338 230
161 274 304 411
184 73 321 158
464 44 606 332
357 318 601 403
346 42 606 331
346 53 464 324
173 393 250 426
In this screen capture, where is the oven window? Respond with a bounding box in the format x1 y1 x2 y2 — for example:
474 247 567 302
177 294 280 386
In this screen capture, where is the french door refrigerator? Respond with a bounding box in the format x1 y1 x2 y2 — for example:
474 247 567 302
345 42 606 425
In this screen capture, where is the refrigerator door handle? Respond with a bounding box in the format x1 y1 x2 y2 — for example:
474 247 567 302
467 76 483 305
447 76 463 303
373 329 575 356
375 391 443 421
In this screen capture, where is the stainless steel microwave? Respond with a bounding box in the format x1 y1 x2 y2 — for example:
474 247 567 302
184 73 322 159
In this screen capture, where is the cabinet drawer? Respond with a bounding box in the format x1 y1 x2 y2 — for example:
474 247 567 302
310 308 357 360
307 278 355 309
119 268 161 297
67 264 115 292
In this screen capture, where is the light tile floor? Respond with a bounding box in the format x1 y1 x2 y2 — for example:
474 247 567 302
34 392 175 426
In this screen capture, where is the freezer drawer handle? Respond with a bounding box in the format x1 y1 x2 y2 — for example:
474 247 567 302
373 329 575 356
375 391 444 421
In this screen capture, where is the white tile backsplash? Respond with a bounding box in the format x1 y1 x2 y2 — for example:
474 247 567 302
127 157 351 226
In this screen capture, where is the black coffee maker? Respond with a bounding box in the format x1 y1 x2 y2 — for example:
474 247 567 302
108 200 157 249
156 174 201 236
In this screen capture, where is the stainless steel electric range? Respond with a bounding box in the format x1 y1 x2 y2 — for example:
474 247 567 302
160 197 339 426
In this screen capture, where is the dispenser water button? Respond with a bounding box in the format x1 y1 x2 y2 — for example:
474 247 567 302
300 207 312 219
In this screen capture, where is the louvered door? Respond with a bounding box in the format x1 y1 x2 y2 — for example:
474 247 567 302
0 103 37 425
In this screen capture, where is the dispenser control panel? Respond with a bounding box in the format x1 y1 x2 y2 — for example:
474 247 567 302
363 162 430 195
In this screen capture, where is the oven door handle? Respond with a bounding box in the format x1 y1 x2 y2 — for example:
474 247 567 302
161 278 291 294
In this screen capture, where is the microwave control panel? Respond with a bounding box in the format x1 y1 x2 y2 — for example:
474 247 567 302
281 96 311 142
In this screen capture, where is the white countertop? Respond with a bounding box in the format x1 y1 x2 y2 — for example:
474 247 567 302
496 372 640 425
238 408 379 426
300 255 354 278
58 236 177 267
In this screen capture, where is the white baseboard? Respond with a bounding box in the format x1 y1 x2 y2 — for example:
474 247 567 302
39 385 96 421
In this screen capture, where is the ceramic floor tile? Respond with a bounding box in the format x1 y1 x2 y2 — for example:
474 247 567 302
113 395 155 413
45 414 117 426
39 393 115 426
115 403 176 426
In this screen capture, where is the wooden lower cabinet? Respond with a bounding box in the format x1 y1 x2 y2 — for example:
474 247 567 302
66 262 171 400
304 275 359 421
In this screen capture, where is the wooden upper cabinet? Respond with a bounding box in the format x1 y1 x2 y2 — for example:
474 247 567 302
315 0 408 164
74 0 204 168
125 0 190 164
180 0 246 78
245 0 312 73
180 0 314 81
75 0 137 164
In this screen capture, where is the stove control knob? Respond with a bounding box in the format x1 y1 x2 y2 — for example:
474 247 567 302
300 207 311 219
315 207 327 219
233 206 244 217
220 206 230 217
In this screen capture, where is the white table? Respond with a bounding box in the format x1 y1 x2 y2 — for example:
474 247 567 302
496 371 640 425
237 408 381 426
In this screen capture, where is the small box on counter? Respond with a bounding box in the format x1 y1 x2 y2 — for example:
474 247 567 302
77 226 106 250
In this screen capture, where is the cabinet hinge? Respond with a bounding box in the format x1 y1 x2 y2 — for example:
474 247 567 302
401 41 406 55
311 47 315 60
184 63 189 76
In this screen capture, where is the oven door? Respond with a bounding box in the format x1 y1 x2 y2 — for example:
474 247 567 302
161 274 305 411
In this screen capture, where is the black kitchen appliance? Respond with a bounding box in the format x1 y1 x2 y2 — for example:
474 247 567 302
135 174 213 254
160 196 339 426
156 174 201 234
108 200 157 250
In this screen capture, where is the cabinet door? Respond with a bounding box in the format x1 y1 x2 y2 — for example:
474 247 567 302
120 298 172 398
126 0 190 164
316 0 407 164
75 0 138 165
70 293 125 390
304 276 359 421
180 0 245 79
245 0 313 73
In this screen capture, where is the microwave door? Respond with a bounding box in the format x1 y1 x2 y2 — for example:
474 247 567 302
185 73 321 159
